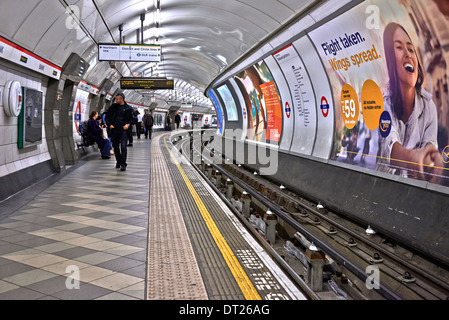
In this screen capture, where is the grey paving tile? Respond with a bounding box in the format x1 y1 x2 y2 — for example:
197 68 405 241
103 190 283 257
124 251 147 263
72 226 108 236
1 233 40 244
0 287 46 300
108 234 146 246
3 269 59 287
82 212 111 219
51 282 113 300
0 230 22 239
16 237 57 248
0 243 28 255
27 275 74 295
38 219 75 228
37 295 61 300
0 261 35 278
53 247 98 259
95 292 139 300
96 256 144 273
128 239 147 249
120 265 146 279
74 252 120 265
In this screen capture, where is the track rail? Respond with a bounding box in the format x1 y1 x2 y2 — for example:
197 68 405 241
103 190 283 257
171 130 449 300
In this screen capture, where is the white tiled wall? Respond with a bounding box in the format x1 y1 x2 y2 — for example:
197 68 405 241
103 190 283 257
0 60 51 178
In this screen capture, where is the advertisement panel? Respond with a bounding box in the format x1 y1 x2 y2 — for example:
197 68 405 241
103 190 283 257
309 0 449 187
181 112 192 128
229 78 248 140
153 112 166 129
273 44 317 155
208 90 224 135
217 84 239 121
234 60 283 144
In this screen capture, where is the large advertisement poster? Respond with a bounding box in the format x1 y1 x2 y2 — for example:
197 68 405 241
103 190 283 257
153 112 166 129
309 0 449 187
229 78 248 140
234 60 283 144
217 84 239 122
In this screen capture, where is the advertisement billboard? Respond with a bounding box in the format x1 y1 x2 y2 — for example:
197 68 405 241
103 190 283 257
229 78 248 140
217 84 239 121
208 90 224 135
309 0 449 186
234 60 283 144
264 55 294 152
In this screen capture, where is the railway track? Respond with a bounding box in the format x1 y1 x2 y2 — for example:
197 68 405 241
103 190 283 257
170 130 449 300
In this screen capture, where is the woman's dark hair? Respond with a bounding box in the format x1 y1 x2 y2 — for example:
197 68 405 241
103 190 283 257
383 22 424 120
89 110 98 119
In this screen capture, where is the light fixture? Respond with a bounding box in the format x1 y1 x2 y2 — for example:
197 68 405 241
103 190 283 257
366 225 376 236
309 242 318 252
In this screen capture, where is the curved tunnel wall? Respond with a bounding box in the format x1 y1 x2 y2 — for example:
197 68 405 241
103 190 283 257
208 0 449 262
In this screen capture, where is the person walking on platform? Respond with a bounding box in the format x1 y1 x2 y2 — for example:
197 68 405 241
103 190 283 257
142 109 154 139
105 93 134 171
127 109 137 147
135 110 143 139
175 112 181 130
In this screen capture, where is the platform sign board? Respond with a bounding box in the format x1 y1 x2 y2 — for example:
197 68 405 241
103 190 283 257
292 36 335 160
273 44 317 156
98 43 161 62
120 78 174 90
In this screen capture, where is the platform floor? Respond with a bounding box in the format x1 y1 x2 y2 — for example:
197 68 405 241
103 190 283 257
0 132 305 300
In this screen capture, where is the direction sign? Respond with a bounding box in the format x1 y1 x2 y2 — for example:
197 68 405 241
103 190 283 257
120 78 174 90
98 43 161 62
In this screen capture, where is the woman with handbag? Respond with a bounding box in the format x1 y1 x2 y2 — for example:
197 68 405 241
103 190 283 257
88 110 113 159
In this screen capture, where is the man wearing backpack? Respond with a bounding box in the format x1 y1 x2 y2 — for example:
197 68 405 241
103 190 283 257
105 93 134 171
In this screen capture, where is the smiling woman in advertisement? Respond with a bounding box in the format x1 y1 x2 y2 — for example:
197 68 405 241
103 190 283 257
376 22 443 182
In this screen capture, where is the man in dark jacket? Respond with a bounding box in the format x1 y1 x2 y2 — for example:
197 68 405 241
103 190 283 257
142 109 154 139
105 93 134 171
175 112 181 130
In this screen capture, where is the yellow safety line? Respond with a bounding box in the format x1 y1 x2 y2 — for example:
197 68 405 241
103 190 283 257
164 136 262 300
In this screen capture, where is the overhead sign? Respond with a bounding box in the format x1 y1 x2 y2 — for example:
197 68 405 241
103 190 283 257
98 43 161 62
0 36 61 80
120 78 174 90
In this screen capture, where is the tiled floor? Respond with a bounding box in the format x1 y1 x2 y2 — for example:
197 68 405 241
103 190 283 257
0 138 151 300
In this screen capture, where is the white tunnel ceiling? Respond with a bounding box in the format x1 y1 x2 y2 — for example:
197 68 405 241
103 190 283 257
0 0 319 108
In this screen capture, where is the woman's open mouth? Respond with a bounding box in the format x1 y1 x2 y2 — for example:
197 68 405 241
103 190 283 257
404 63 415 73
